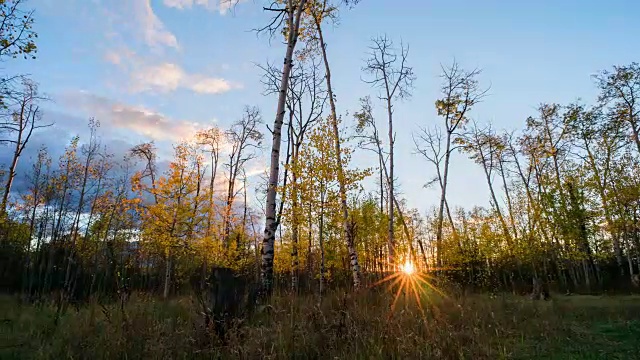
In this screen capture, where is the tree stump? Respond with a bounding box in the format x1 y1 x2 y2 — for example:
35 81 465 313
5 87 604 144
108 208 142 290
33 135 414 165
206 267 257 341
530 277 550 300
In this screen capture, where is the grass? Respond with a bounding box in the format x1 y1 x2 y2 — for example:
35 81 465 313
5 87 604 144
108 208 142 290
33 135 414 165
1 289 639 359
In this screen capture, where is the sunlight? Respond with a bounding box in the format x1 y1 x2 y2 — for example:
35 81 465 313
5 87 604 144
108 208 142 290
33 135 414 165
401 260 415 276
368 258 451 319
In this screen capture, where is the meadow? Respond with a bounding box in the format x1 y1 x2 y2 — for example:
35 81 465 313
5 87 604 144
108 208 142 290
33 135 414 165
2 290 639 360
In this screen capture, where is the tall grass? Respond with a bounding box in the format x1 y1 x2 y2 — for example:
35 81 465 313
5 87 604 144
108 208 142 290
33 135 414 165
1 290 639 359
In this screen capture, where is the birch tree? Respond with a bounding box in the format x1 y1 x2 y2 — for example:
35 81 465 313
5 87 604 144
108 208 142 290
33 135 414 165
260 0 310 297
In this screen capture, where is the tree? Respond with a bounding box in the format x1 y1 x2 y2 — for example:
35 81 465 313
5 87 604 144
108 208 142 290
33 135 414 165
0 0 38 108
459 121 514 251
593 63 640 154
196 126 223 239
0 79 50 212
308 0 363 289
295 115 370 293
223 106 262 249
260 0 310 297
132 143 206 298
0 0 37 59
130 142 159 205
362 35 414 267
414 62 487 267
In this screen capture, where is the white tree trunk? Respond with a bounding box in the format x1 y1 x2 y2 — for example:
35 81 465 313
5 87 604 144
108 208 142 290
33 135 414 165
260 0 308 296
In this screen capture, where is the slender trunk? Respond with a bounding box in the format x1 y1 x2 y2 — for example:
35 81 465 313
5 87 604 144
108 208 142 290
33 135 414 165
436 132 453 267
64 151 94 297
307 202 313 277
585 142 622 273
314 15 361 289
291 171 299 293
261 0 308 296
319 181 326 296
206 152 218 239
478 151 513 250
164 251 172 299
2 137 21 211
386 97 395 266
225 161 235 247
379 156 384 213
499 161 519 240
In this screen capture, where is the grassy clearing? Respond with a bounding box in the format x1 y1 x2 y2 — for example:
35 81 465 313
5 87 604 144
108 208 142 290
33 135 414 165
1 291 639 359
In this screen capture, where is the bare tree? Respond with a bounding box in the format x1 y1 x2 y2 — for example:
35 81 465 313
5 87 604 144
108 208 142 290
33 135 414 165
362 35 414 267
224 106 263 248
355 97 420 268
1 79 51 211
412 125 457 243
130 142 159 205
414 61 487 267
196 126 223 238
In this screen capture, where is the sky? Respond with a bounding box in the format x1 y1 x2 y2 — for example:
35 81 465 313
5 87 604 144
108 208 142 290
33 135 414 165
3 0 640 214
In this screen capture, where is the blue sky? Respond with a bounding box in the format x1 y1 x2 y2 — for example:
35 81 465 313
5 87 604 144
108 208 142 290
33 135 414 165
4 0 640 213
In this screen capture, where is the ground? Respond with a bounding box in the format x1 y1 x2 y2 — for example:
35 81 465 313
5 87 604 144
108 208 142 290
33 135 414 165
1 291 639 359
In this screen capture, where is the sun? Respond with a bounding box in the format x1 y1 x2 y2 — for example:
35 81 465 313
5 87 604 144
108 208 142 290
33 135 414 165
368 257 448 318
401 260 415 275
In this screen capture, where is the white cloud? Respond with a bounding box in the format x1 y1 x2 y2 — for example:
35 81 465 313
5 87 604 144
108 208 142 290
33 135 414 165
135 0 179 49
100 0 178 51
59 91 206 142
188 77 234 94
163 0 242 14
132 63 184 93
131 62 240 94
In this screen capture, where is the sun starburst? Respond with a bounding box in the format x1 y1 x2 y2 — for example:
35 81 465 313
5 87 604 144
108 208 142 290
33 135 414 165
369 259 449 318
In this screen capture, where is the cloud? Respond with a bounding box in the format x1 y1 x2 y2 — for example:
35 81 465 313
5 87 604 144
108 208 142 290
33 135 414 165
131 63 184 93
133 0 179 49
100 0 178 51
58 91 207 142
103 47 137 66
131 62 240 94
163 0 242 14
186 76 235 94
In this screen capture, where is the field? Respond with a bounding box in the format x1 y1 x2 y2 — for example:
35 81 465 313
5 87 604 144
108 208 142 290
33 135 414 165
1 290 639 360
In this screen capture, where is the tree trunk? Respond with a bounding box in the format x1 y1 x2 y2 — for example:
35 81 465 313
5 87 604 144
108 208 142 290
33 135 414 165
261 0 308 297
314 15 361 289
386 97 395 267
319 182 326 296
164 252 172 299
436 132 453 268
1 138 21 211
290 172 299 293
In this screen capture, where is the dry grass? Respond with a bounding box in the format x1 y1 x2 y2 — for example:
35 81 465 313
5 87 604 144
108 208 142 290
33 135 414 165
1 289 640 359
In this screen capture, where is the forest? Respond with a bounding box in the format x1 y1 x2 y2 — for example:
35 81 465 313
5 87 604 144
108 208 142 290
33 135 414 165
1 0 640 359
